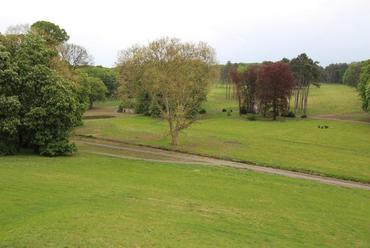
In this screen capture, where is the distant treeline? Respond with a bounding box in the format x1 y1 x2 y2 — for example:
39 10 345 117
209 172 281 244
220 56 370 113
220 60 369 87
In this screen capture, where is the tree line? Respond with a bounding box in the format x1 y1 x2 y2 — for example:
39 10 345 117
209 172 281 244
221 57 370 114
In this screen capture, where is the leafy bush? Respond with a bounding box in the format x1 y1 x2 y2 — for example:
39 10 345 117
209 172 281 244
282 111 295 118
39 140 76 156
198 108 207 114
247 115 256 121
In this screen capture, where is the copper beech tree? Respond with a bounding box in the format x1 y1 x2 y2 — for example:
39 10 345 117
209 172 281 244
118 38 218 145
256 62 295 120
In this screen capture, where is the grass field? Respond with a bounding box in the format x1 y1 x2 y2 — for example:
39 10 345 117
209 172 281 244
306 84 362 116
1 153 370 247
76 84 370 182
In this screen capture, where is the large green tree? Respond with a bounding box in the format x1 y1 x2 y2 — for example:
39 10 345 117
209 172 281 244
78 72 108 109
358 60 370 111
343 62 363 87
78 66 118 97
30 21 69 46
0 27 83 156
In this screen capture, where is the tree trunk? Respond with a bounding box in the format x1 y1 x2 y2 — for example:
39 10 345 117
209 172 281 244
303 86 310 115
170 130 178 146
273 99 277 120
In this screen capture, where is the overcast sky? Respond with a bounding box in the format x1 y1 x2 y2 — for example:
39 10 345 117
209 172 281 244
1 0 370 67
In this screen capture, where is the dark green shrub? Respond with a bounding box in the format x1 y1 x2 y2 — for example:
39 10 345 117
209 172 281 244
247 115 256 121
198 108 207 114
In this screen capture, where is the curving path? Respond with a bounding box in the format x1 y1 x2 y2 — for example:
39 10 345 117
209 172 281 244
74 137 370 191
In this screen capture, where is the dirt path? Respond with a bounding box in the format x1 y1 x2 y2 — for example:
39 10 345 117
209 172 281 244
74 138 370 191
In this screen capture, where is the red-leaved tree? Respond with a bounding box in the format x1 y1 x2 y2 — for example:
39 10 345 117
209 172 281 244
229 66 258 114
256 62 295 120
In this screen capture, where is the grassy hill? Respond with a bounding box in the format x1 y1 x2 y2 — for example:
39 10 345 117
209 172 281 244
79 84 370 182
1 154 369 247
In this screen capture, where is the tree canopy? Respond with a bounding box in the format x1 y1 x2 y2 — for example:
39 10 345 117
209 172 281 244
256 62 295 120
0 23 84 156
118 38 218 145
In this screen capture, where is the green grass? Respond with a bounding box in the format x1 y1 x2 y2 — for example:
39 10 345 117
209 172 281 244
306 84 362 116
1 154 369 247
76 84 370 182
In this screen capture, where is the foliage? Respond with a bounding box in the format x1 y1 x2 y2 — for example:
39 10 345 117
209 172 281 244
289 53 320 115
256 62 295 120
0 27 83 156
117 38 218 145
343 62 362 87
324 63 348 83
358 60 370 111
229 65 258 114
78 66 118 97
78 73 108 109
30 20 69 46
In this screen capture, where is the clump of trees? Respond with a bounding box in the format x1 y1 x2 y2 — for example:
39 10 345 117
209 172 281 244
117 38 218 145
228 54 319 119
77 66 118 97
324 63 348 84
343 62 363 87
288 54 320 115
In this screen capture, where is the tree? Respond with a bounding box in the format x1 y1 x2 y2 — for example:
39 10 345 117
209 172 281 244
30 21 69 46
229 65 258 114
324 63 348 83
358 60 370 111
118 38 217 145
256 62 295 120
78 73 108 109
77 66 118 97
5 24 30 35
0 31 83 156
59 43 94 69
289 53 320 115
343 62 362 87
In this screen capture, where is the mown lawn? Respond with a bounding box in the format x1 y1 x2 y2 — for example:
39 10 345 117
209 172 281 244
76 84 370 182
0 154 369 247
307 84 362 116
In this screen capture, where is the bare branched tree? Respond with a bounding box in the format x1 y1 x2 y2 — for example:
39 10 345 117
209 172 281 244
59 43 93 69
5 24 30 35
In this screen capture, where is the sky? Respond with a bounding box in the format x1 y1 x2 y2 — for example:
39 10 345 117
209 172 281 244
1 0 370 67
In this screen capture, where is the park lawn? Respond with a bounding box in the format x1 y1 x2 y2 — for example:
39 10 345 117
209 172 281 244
305 83 362 116
0 153 369 247
76 116 370 183
76 83 370 182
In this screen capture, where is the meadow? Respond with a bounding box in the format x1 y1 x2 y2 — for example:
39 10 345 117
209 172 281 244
1 154 369 247
79 84 370 182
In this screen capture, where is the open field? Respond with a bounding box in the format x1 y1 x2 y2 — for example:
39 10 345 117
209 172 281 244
1 153 370 247
76 84 370 182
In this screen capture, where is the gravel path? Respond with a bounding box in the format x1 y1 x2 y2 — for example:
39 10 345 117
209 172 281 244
75 139 370 191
